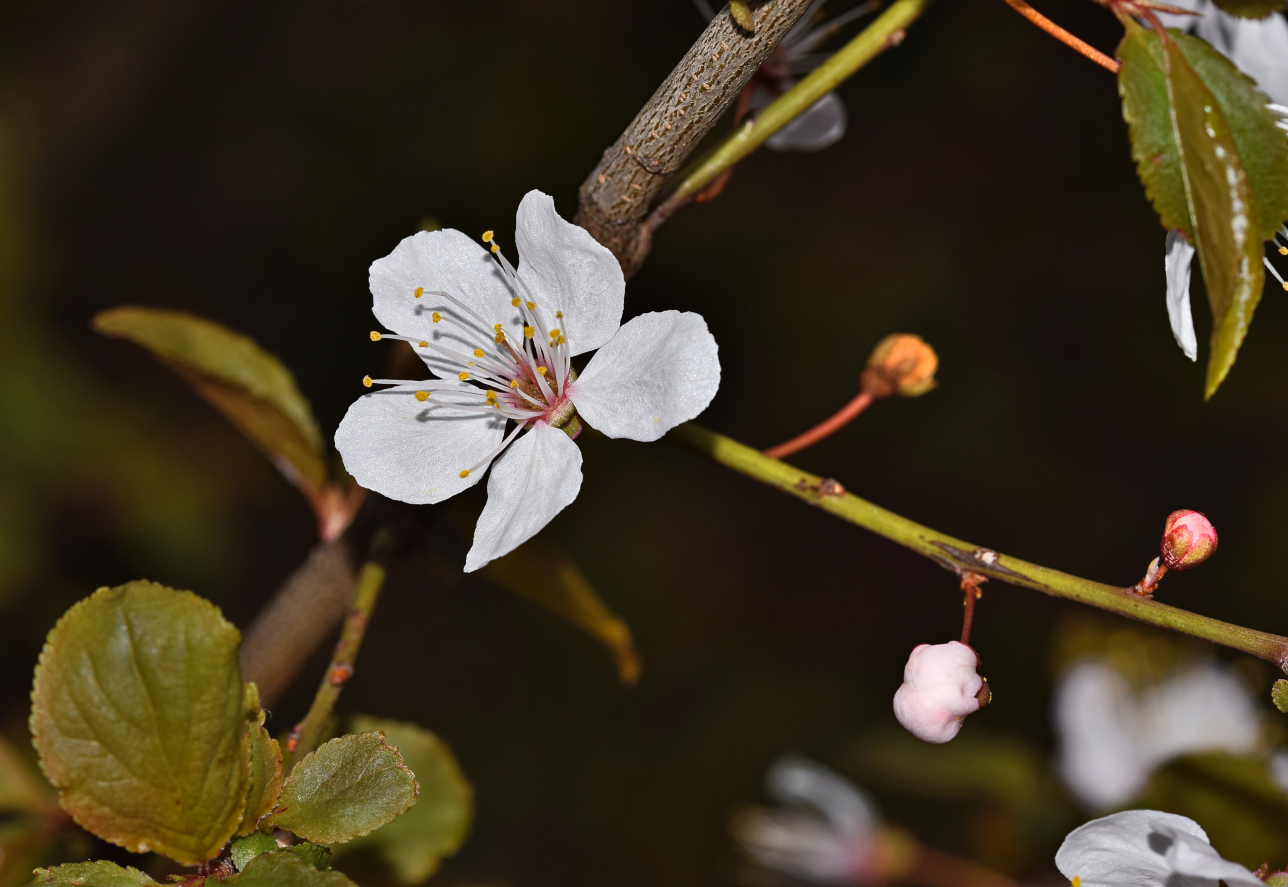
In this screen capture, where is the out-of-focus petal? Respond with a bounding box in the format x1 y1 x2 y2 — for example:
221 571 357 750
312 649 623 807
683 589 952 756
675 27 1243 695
335 384 505 504
1145 663 1259 762
1053 661 1151 810
765 756 877 840
571 311 720 442
765 91 848 152
514 190 624 356
1166 230 1198 362
464 421 583 572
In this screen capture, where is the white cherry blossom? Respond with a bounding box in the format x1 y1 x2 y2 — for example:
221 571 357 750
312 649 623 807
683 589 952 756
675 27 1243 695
335 190 721 571
732 755 880 884
1052 658 1260 810
1055 810 1261 887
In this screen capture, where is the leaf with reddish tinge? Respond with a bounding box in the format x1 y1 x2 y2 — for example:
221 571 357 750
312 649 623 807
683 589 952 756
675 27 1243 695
30 581 256 864
93 307 328 493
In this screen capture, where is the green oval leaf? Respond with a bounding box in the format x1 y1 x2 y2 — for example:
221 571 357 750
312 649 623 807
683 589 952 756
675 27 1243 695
338 717 473 884
93 307 327 492
480 538 640 685
225 851 356 886
264 732 418 844
238 704 284 836
231 831 280 873
30 862 158 886
30 581 256 864
1117 23 1284 397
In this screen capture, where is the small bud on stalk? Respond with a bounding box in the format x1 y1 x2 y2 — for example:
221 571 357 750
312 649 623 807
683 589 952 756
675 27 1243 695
860 334 938 399
1133 509 1217 595
893 641 987 744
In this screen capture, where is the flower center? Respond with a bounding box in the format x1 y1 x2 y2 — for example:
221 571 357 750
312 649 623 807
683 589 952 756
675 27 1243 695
362 231 581 479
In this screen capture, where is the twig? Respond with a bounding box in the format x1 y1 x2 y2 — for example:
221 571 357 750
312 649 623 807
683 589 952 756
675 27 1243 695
239 540 357 709
574 0 818 278
283 560 387 771
668 422 1288 670
649 0 930 230
763 391 874 459
1001 0 1121 73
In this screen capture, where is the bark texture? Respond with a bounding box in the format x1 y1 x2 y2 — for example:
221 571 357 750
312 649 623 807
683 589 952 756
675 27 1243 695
575 0 814 277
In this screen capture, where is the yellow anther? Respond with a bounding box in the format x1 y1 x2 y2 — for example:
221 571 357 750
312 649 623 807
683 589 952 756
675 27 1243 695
473 348 485 357
495 331 506 344
459 469 471 478
1072 878 1081 887
538 366 548 376
482 230 494 243
415 391 430 402
432 311 442 323
414 286 424 298
1283 282 1288 291
1280 246 1287 255
369 331 382 341
490 243 499 254
419 340 428 348
525 301 536 310
549 329 559 337
362 375 373 388
458 371 469 381
524 325 534 338
509 379 519 388
511 297 521 307
485 391 497 404
555 310 563 319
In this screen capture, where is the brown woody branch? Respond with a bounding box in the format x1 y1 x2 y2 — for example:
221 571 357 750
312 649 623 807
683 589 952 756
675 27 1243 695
575 0 815 278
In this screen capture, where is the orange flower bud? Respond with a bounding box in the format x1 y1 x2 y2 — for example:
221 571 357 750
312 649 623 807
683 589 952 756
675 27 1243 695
860 334 938 399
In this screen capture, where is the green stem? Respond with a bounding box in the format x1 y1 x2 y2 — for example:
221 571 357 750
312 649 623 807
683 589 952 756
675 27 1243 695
669 423 1288 671
649 0 930 228
284 560 387 771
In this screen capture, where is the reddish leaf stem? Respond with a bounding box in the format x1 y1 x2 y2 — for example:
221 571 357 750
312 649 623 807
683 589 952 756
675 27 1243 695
960 573 986 645
1002 0 1122 73
763 391 874 460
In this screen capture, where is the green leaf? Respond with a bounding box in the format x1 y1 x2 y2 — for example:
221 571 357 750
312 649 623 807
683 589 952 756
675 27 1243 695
238 702 284 836
480 538 640 684
1118 24 1288 397
92 307 327 492
1273 678 1288 712
225 851 356 886
1209 0 1286 18
232 831 280 872
1140 752 1288 867
264 732 418 844
285 842 334 872
29 581 256 864
0 735 52 815
338 717 473 884
30 862 157 886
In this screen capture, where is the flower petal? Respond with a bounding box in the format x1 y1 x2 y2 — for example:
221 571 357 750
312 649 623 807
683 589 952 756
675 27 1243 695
1055 810 1210 887
1165 230 1198 362
1223 13 1288 106
463 421 583 572
766 91 848 152
370 229 524 379
1162 826 1262 886
765 756 877 840
1053 661 1152 810
570 310 720 442
335 384 506 504
514 190 624 356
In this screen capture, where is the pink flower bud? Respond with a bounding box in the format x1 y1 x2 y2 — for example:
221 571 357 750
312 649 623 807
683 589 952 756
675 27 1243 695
1160 509 1218 571
893 641 986 744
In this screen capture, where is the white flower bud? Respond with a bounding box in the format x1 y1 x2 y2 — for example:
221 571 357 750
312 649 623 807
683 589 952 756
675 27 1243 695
892 641 986 744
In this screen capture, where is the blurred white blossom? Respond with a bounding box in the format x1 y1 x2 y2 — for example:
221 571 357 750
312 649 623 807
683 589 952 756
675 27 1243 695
732 755 880 884
1052 659 1260 809
1055 809 1261 887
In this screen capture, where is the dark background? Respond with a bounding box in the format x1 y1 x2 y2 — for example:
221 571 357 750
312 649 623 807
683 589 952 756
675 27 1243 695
2 1 1287 885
